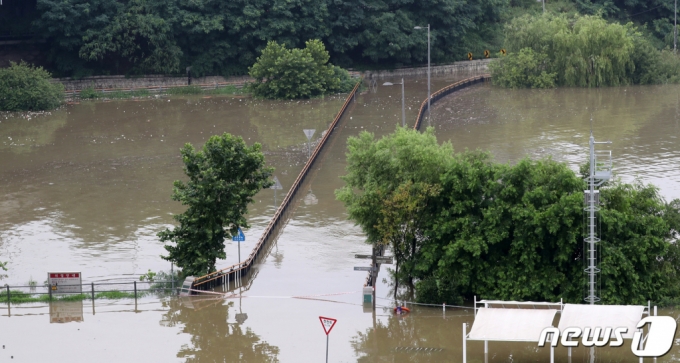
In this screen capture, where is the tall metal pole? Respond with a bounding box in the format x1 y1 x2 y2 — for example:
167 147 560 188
326 334 329 363
588 132 595 305
675 0 677 53
427 24 431 125
543 0 545 13
401 78 405 127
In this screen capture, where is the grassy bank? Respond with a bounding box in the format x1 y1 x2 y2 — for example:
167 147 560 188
0 289 167 304
77 84 246 100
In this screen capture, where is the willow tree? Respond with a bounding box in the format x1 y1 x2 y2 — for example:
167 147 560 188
494 13 638 87
158 133 274 277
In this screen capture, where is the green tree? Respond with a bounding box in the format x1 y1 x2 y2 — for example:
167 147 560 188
338 128 680 305
489 47 556 88
248 39 347 99
0 61 64 111
158 133 274 277
335 127 452 291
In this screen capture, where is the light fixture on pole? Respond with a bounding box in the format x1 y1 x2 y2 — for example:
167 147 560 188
414 24 431 125
382 79 406 127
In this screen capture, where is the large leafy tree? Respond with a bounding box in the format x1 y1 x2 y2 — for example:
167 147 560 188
158 133 274 277
248 39 346 99
338 128 680 305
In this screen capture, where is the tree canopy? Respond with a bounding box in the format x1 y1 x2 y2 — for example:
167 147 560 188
248 40 353 99
491 13 680 88
337 127 680 305
158 133 274 277
31 0 504 76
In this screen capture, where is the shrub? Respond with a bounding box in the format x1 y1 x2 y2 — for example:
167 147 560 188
0 61 64 111
490 48 556 88
248 40 350 99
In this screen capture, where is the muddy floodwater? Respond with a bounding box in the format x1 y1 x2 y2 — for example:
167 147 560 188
3 75 680 362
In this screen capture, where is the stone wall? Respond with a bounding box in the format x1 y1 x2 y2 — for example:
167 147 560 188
360 59 491 79
50 59 492 91
54 74 253 92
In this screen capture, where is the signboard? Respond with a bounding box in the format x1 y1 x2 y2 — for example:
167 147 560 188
50 300 84 323
500 49 507 56
355 254 372 259
353 266 377 272
484 50 490 58
47 272 82 294
303 129 316 141
270 176 283 190
232 227 246 242
467 52 473 60
376 256 393 264
319 316 337 335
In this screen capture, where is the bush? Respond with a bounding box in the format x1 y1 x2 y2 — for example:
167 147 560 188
0 61 64 111
490 48 556 88
248 40 351 99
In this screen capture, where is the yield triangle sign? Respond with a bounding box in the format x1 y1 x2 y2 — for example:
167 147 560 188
303 129 316 141
270 176 283 190
319 316 337 335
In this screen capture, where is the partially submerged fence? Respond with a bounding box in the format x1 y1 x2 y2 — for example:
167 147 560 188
413 74 490 131
1 279 177 306
191 80 363 291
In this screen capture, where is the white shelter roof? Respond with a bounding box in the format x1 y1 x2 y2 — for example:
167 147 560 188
468 308 558 342
557 304 645 340
478 300 563 309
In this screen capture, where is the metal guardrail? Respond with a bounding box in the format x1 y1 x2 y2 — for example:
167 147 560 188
191 80 363 290
63 81 247 97
413 74 491 131
1 280 178 306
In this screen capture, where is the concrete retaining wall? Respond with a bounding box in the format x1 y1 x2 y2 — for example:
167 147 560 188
54 74 253 92
360 59 491 79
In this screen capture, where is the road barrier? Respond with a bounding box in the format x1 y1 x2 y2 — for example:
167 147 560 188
413 74 491 131
191 79 363 291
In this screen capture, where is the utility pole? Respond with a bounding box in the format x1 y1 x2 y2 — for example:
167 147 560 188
675 0 677 53
401 78 405 127
543 0 545 13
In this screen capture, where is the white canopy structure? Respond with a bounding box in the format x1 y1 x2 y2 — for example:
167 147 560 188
463 299 650 363
468 308 558 342
558 304 645 339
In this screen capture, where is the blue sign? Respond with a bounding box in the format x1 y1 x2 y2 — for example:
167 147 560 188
232 227 246 242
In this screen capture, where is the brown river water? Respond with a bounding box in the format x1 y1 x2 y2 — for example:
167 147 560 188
2 75 680 362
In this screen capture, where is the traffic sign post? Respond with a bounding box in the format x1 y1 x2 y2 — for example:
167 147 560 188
353 266 378 272
232 227 246 286
270 176 283 205
319 316 337 363
303 129 315 159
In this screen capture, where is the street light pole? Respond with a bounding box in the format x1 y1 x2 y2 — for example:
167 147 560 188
414 25 431 125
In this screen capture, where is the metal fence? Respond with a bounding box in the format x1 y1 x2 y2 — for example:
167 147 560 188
191 79 363 291
63 82 247 98
1 279 178 306
413 74 491 131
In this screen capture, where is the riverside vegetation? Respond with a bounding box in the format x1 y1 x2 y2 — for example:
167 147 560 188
0 62 63 111
490 13 680 88
336 128 680 306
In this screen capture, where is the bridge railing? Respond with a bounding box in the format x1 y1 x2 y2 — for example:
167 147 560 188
413 74 490 131
191 79 363 290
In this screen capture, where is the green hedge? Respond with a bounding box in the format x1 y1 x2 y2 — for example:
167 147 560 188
0 62 64 111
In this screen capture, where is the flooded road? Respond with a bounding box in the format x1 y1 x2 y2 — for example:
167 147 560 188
3 75 680 362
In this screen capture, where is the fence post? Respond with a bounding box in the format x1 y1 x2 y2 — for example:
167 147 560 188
91 282 95 301
49 283 52 301
6 285 9 305
134 281 137 301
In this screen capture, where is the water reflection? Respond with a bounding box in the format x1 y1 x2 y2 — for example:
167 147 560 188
161 297 279 362
49 300 84 323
